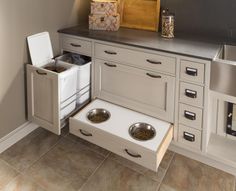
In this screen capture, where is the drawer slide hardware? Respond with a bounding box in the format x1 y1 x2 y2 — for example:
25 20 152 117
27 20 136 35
36 70 47 75
125 149 142 158
183 132 195 142
79 129 93 137
185 89 197 98
70 43 81 47
186 67 198 76
146 59 162 65
146 73 162 78
104 62 117 67
104 50 117 55
184 110 196 120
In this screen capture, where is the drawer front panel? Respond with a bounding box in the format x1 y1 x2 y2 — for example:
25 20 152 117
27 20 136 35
180 60 205 84
62 37 92 56
178 124 201 150
94 59 175 122
179 103 203 130
95 43 176 75
179 82 204 107
70 116 173 171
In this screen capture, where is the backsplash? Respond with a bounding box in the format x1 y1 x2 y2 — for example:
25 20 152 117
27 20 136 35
162 0 236 42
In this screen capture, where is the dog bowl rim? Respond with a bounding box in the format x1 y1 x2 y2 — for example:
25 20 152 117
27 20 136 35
86 108 111 123
129 122 156 141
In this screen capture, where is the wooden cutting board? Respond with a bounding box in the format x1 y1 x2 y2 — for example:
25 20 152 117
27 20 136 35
118 0 160 31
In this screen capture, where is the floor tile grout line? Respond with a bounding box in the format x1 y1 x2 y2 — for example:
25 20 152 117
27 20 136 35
0 129 63 174
160 152 175 180
0 158 21 174
20 135 64 174
155 152 176 191
107 152 174 184
107 154 151 178
78 152 111 191
64 134 111 158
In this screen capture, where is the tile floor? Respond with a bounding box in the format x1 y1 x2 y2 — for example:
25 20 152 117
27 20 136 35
0 127 235 191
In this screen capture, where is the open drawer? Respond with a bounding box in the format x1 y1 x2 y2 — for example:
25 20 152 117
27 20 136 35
69 99 173 171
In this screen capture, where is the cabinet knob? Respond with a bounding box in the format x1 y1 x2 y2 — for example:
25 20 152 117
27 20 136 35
125 149 141 158
186 67 198 76
183 132 195 142
184 110 196 120
185 89 197 98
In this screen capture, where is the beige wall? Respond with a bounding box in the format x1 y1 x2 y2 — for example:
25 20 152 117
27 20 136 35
0 0 90 138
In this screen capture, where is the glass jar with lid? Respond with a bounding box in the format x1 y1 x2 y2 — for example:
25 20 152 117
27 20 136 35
161 9 175 38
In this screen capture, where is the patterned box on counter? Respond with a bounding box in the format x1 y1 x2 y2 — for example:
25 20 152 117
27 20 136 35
91 0 118 15
89 14 120 31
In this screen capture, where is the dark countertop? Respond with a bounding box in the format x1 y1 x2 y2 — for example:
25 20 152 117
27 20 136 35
58 25 221 60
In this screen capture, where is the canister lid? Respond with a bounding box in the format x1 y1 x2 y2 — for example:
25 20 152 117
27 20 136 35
27 32 54 67
162 9 175 17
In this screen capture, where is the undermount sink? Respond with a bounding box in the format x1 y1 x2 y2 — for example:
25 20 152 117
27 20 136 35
210 45 236 97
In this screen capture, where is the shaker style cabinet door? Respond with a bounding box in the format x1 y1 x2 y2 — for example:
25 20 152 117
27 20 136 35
94 59 175 122
27 65 61 135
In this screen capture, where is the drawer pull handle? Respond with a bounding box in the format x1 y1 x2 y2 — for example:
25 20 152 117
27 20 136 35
70 43 81 47
146 73 161 78
186 67 198 76
185 89 197 98
79 129 92 137
184 110 196 120
183 132 195 142
36 70 47 75
104 50 117 55
146 59 162 65
104 62 117 67
125 149 141 158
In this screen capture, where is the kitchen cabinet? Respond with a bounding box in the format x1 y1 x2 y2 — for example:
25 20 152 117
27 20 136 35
27 33 91 135
94 59 175 122
37 30 228 173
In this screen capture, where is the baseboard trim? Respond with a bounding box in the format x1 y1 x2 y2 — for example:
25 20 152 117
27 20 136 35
0 122 39 153
169 143 236 176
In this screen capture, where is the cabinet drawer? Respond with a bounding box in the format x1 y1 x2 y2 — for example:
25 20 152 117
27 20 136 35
62 36 92 56
69 99 173 171
179 82 204 107
179 103 203 130
94 59 175 122
178 124 201 150
180 60 205 84
70 122 163 171
95 43 176 75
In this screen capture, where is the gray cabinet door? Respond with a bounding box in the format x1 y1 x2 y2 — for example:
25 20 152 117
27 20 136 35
94 59 175 122
27 65 61 135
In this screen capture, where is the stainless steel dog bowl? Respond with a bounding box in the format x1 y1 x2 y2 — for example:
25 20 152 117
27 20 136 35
129 122 156 141
87 108 111 123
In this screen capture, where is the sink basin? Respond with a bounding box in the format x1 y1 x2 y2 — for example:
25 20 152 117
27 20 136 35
210 45 236 97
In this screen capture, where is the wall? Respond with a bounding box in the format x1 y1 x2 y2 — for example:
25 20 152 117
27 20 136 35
162 0 236 42
0 0 89 139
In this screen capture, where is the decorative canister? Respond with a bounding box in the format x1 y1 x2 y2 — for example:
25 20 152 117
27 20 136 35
161 9 174 38
91 0 118 15
89 14 120 31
